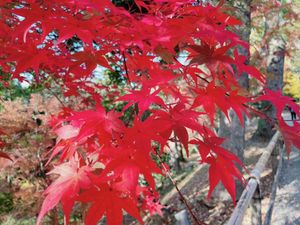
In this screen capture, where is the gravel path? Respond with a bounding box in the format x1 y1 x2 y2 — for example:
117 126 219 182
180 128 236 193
270 150 300 225
271 113 300 225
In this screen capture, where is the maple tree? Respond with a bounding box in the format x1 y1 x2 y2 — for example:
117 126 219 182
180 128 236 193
0 0 299 225
0 94 62 223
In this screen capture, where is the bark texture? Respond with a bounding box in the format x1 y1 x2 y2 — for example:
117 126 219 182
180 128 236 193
257 2 286 139
216 0 252 201
230 0 253 200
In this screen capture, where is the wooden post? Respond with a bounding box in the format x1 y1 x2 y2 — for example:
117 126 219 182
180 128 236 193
251 186 262 225
271 142 280 176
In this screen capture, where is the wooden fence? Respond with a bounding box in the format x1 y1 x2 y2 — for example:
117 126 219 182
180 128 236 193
175 131 284 225
227 131 284 225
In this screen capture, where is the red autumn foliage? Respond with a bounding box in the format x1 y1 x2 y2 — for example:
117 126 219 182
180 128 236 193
0 1 299 225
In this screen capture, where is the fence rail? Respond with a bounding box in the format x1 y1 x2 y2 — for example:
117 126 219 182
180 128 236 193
227 131 281 225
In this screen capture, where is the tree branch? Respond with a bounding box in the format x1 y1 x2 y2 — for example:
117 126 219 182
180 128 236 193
157 154 208 225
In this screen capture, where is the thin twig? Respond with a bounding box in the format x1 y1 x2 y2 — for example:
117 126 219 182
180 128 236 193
122 51 131 85
243 103 275 124
157 154 208 225
46 87 66 107
196 74 210 84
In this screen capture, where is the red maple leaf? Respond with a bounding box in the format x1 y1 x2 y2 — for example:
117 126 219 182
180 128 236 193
4 42 58 79
1 1 299 224
11 3 54 42
118 88 166 114
69 49 110 77
234 49 265 83
256 89 300 118
188 41 234 66
37 157 92 225
55 13 101 46
190 132 245 203
65 105 124 144
278 117 300 155
142 195 164 216
0 151 12 161
206 153 243 203
78 185 144 225
154 102 203 156
98 146 162 190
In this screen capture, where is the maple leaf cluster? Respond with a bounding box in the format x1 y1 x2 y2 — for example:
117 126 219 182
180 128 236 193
0 0 299 224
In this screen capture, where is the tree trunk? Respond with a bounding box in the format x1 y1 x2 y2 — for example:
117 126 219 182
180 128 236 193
174 136 182 172
256 2 285 139
229 0 251 201
257 40 285 139
215 0 252 201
